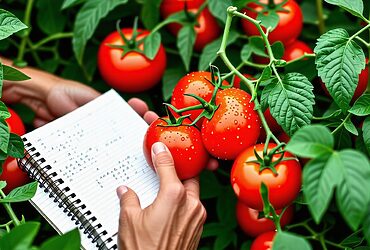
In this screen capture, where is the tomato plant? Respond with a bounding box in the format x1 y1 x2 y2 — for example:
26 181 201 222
250 231 276 250
97 28 166 93
281 40 313 62
231 143 302 210
6 107 26 136
143 116 209 180
0 157 30 194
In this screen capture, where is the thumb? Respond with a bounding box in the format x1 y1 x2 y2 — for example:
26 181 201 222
151 142 180 185
116 185 141 209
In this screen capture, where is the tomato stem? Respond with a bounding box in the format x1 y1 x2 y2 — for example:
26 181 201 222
331 113 352 135
315 0 326 34
0 189 21 227
268 0 276 9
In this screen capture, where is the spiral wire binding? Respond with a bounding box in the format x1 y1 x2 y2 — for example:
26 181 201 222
18 138 118 250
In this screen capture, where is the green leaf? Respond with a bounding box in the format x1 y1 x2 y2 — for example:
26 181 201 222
363 117 370 154
40 228 80 250
324 0 364 20
344 118 358 136
216 187 237 228
199 30 238 70
61 0 86 9
0 9 27 40
140 0 161 29
7 133 24 158
273 231 312 250
260 81 276 111
340 231 364 248
315 28 365 111
364 202 370 246
72 0 128 64
202 222 225 238
0 101 10 119
200 170 222 200
268 73 315 136
286 125 334 158
162 65 186 101
271 41 284 59
214 230 236 250
0 181 6 190
0 62 3 98
260 67 272 81
2 65 30 81
0 182 37 203
242 36 268 61
303 154 342 223
0 222 40 250
36 0 67 35
0 120 10 153
258 10 279 30
177 25 196 71
349 93 370 116
143 32 161 60
336 149 370 230
335 127 353 150
208 0 232 23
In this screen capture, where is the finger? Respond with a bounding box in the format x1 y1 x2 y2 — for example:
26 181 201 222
151 142 180 185
127 98 149 117
143 111 159 124
183 177 200 198
205 158 219 171
33 118 49 128
21 98 55 121
116 185 141 210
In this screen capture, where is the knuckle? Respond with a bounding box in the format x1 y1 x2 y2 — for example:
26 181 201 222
164 183 185 202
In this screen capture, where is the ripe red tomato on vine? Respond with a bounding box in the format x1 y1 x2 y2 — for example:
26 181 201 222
241 0 303 46
231 143 302 210
97 28 166 93
201 88 261 160
143 116 209 180
282 40 313 62
251 231 276 250
160 0 221 51
6 107 26 136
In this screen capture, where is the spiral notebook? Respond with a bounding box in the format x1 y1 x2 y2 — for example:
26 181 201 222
17 89 160 250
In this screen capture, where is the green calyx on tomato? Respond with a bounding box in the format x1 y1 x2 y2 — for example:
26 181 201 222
159 105 192 127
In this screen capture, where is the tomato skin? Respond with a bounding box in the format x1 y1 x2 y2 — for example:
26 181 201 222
171 71 229 126
236 201 294 237
282 40 313 62
143 117 209 180
233 73 254 89
201 88 261 160
1 109 29 194
251 231 276 250
97 28 166 93
241 0 303 46
231 143 302 210
160 0 220 51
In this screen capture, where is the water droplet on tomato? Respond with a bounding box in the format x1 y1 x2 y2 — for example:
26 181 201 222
181 137 185 141
234 120 238 125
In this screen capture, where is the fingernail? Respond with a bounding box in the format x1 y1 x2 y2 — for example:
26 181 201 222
116 185 128 198
152 142 167 155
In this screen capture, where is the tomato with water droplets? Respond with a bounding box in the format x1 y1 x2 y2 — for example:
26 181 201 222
231 143 302 210
201 88 261 160
143 117 209 180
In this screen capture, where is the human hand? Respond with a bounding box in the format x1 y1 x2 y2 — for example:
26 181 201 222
116 142 207 250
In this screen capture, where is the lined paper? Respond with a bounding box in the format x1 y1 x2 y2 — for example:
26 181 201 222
23 90 159 249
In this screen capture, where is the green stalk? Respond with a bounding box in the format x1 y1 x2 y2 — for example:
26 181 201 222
31 32 73 50
15 0 34 66
0 190 20 226
316 0 326 34
331 113 352 135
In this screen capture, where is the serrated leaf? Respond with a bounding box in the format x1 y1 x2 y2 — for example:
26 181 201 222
40 228 80 250
268 73 315 136
7 133 24 158
177 25 196 71
72 0 128 64
363 117 370 154
336 149 370 230
61 0 85 10
303 154 342 223
198 30 238 70
143 32 161 60
364 202 370 246
37 0 67 35
273 231 312 250
2 65 30 81
0 222 40 249
0 120 9 153
260 67 272 81
349 93 370 116
286 125 334 158
324 0 364 20
208 0 232 23
140 0 161 29
260 81 276 111
0 9 27 40
258 10 279 30
315 28 365 111
0 182 37 203
214 230 236 250
0 102 10 119
344 118 358 136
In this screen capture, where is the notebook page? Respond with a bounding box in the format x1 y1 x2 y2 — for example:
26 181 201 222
24 89 159 248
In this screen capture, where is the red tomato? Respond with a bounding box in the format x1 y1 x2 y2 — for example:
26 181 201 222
251 231 276 250
6 107 26 136
143 117 209 180
201 88 261 160
236 201 294 237
160 0 220 51
97 28 166 93
231 143 302 210
241 0 303 46
171 71 228 126
282 40 313 62
233 73 254 89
